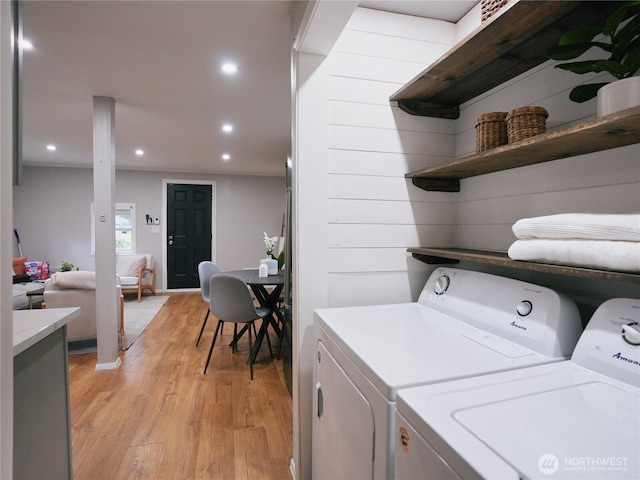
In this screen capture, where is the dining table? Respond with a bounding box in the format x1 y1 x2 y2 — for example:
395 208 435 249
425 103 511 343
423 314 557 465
223 269 284 365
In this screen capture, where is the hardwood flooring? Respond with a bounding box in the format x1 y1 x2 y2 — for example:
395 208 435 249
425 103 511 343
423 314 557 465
67 293 293 480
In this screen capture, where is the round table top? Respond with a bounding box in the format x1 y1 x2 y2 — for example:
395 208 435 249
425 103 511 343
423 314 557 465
224 269 284 286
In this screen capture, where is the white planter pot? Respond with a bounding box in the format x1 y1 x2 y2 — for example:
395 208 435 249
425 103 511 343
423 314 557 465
262 257 278 275
597 76 640 116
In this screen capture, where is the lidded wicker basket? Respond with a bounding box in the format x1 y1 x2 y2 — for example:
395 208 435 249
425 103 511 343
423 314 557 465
481 0 509 21
506 106 548 143
475 112 507 152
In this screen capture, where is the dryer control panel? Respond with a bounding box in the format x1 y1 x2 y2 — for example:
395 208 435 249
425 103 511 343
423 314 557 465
433 273 450 295
622 322 640 346
572 298 640 387
417 268 583 359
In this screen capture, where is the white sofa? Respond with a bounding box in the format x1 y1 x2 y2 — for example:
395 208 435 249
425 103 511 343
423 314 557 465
43 271 123 346
12 281 44 310
116 253 155 302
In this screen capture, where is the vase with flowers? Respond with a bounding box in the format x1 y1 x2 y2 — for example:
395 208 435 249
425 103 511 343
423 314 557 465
263 232 279 275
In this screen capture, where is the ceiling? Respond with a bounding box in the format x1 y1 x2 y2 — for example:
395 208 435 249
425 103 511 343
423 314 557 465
360 1 476 23
21 1 477 178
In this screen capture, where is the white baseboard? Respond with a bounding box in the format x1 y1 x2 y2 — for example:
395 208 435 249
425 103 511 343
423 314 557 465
94 357 121 371
289 458 296 480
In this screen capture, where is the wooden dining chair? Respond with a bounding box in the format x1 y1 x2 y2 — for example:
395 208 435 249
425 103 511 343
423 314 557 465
195 261 221 346
204 274 271 379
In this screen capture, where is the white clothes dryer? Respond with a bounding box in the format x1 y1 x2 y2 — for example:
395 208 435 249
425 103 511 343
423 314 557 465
394 297 640 480
312 267 583 479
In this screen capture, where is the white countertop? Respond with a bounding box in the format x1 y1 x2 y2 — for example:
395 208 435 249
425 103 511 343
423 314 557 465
13 307 80 356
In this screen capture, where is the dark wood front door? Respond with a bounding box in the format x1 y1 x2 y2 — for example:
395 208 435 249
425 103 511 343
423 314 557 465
166 183 212 289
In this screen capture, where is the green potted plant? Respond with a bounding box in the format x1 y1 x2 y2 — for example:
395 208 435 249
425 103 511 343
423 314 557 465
60 261 75 272
547 1 640 113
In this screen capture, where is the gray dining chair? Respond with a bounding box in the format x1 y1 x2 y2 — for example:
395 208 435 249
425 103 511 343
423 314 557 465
204 274 271 379
195 261 221 346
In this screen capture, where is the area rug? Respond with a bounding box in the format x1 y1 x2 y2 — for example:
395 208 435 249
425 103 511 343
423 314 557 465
68 295 168 353
122 295 169 349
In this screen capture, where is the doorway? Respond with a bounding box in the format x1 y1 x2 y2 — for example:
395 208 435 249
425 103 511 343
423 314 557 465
164 181 215 289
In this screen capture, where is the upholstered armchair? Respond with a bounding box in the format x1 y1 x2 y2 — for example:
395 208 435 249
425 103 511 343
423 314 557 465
116 254 155 302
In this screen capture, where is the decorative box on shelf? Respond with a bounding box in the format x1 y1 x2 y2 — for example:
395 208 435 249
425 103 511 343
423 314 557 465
505 106 548 143
475 112 507 152
481 0 509 22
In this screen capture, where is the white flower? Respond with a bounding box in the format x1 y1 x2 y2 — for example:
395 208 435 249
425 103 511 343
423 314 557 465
263 232 279 256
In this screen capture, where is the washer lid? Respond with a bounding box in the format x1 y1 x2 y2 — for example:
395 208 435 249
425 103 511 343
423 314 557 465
396 362 640 480
315 303 558 400
454 381 640 479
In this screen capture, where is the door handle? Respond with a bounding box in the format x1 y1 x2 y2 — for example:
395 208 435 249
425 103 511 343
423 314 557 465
168 235 174 246
316 382 323 418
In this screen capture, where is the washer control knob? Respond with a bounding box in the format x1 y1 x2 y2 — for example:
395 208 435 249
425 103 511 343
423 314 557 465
516 300 533 317
434 274 450 295
622 323 640 346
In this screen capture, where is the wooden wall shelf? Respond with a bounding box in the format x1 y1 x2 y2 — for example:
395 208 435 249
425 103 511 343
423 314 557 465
409 247 640 284
400 1 637 285
406 107 640 192
390 1 623 118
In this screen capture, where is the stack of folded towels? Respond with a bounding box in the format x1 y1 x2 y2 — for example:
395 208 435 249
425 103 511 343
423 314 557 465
508 213 640 272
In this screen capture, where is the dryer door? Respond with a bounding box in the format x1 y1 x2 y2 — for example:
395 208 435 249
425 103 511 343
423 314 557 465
313 340 375 480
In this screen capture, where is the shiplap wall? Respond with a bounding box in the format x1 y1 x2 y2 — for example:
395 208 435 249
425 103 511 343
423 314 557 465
454 54 640 308
324 6 639 310
325 8 458 306
456 61 640 250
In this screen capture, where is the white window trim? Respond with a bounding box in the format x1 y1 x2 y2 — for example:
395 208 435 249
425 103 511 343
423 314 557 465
91 203 136 255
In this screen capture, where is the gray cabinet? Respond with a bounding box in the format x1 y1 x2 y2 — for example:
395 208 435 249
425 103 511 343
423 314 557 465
13 308 79 479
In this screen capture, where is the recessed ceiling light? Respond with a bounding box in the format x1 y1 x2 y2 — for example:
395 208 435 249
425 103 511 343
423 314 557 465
221 62 237 75
222 124 233 133
135 149 144 156
21 39 34 50
46 145 56 151
222 153 231 161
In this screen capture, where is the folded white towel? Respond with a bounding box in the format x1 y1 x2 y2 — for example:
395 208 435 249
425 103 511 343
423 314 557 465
512 213 640 241
508 239 640 272
50 271 96 290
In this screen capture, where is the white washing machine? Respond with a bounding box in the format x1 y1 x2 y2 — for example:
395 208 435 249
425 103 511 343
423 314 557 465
394 297 640 480
312 267 583 479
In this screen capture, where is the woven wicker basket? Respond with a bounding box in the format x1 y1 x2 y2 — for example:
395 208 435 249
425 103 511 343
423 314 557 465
475 112 507 152
506 106 548 143
481 0 508 21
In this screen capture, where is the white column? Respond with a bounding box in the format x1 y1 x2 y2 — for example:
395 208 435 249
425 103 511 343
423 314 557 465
290 3 357 478
292 49 329 480
0 2 14 476
93 96 120 370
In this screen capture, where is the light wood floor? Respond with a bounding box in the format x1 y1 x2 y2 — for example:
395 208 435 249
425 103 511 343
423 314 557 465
67 293 293 480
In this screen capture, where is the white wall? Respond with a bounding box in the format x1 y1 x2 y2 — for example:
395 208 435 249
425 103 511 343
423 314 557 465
0 2 14 475
13 166 285 289
453 56 640 314
316 5 640 315
296 6 640 479
293 7 461 479
325 8 459 307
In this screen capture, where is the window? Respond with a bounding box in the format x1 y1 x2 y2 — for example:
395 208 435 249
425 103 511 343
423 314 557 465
115 205 134 252
91 203 136 254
